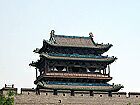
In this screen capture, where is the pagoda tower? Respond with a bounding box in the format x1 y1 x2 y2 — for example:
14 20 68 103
30 30 123 95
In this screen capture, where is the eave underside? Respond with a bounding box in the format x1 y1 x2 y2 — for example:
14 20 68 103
35 40 112 55
36 81 124 92
30 53 116 70
41 53 116 63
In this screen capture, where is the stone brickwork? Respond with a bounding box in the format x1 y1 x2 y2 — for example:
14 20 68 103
1 86 140 105
14 88 140 105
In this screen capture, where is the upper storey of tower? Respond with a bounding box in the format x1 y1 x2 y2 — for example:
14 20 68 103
34 30 112 55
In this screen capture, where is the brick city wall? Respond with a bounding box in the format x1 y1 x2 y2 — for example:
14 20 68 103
1 86 140 105
14 88 140 105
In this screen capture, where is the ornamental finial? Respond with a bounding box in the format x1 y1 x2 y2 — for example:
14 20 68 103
50 30 55 36
89 32 96 45
89 32 94 37
49 30 56 44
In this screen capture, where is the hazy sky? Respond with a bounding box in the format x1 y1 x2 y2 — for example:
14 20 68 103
0 0 140 92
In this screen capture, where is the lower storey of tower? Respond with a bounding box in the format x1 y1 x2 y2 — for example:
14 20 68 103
34 73 123 92
35 79 124 92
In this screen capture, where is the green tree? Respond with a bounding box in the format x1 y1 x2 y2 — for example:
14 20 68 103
0 90 14 105
0 95 6 105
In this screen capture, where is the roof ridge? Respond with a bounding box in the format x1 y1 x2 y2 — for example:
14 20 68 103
54 34 90 39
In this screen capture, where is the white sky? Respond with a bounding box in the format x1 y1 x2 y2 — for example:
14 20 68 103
0 0 140 92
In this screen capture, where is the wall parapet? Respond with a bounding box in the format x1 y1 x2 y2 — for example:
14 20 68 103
20 88 132 98
0 84 17 95
15 89 140 105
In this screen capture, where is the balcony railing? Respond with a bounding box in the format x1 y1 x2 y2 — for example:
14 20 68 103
41 72 111 79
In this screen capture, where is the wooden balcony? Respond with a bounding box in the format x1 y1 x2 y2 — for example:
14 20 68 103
37 72 112 80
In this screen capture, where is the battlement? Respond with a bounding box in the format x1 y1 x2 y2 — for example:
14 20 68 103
16 88 140 105
20 88 140 98
1 86 140 105
0 84 17 95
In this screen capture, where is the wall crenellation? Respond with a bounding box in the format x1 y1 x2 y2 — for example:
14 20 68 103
1 86 140 105
15 90 140 105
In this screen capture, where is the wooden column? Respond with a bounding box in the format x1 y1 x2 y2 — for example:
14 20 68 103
71 90 75 96
108 65 110 76
104 68 106 74
44 59 47 74
35 68 38 79
53 66 55 71
99 69 101 74
53 89 58 95
90 90 94 96
66 66 69 72
36 86 40 95
108 91 112 97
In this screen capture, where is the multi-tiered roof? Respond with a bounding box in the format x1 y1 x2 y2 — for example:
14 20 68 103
30 30 123 93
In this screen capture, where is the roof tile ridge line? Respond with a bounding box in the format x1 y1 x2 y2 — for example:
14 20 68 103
54 34 90 39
